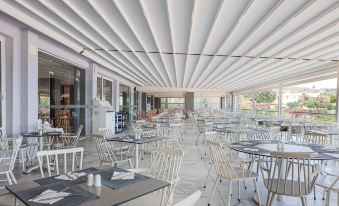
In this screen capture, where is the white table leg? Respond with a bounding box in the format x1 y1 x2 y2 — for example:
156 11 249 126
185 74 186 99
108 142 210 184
135 144 139 168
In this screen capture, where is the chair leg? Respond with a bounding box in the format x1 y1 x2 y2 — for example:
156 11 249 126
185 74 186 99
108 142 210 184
326 190 331 206
238 180 240 201
6 172 12 185
10 171 17 184
208 175 219 205
128 159 133 169
204 162 214 188
227 180 232 206
266 192 271 206
253 179 261 205
301 197 307 206
268 193 276 206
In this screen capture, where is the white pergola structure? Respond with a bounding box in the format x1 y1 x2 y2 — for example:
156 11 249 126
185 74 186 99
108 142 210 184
0 0 338 117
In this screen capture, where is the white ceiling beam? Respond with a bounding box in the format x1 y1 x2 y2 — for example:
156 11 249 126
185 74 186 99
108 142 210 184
113 0 170 87
139 0 176 87
10 0 144 85
87 0 164 87
208 3 339 86
192 0 254 88
62 0 156 86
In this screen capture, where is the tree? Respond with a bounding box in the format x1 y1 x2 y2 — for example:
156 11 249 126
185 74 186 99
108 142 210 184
255 90 277 103
286 101 299 109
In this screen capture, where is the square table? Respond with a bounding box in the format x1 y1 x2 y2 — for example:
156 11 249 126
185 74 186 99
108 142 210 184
107 135 165 168
6 167 170 206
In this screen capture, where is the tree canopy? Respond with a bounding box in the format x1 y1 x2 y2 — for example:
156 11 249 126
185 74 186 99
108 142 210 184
255 90 277 103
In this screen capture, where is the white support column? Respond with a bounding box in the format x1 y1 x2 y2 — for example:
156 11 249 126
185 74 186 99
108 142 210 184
251 90 256 115
278 84 283 118
115 80 120 112
21 29 39 132
336 62 339 122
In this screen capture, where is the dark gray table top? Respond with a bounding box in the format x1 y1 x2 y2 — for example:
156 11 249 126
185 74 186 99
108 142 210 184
107 135 165 144
6 166 170 206
229 140 339 160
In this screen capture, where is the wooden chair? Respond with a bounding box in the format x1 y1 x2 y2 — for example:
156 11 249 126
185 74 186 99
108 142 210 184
172 190 201 206
0 136 22 186
259 151 321 206
207 140 260 206
37 147 84 178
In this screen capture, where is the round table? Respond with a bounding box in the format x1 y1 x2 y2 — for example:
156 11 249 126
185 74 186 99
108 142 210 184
229 140 339 204
229 140 339 161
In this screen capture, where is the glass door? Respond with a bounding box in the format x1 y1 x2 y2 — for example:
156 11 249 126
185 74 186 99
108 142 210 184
38 52 86 134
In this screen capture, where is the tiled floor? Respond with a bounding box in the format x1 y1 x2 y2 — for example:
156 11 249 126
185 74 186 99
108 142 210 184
0 127 338 206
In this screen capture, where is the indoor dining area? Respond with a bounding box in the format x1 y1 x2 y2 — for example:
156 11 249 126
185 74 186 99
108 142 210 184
0 0 338 206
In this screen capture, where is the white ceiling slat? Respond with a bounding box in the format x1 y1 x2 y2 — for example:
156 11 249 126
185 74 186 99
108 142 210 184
139 0 177 87
207 3 339 89
2 0 338 92
186 0 224 88
34 0 149 85
193 0 255 89
8 1 144 84
87 0 163 87
216 26 338 89
202 1 300 89
167 0 195 87
113 0 170 87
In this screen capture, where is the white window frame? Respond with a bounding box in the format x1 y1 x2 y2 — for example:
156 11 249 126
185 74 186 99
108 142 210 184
96 74 114 106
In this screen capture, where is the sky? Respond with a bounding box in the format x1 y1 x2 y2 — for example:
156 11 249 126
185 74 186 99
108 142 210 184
295 78 337 89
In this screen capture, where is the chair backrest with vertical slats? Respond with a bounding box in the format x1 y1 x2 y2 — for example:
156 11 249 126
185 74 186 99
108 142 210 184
148 148 184 183
207 140 248 179
0 136 23 172
262 151 320 197
303 132 329 145
36 147 84 178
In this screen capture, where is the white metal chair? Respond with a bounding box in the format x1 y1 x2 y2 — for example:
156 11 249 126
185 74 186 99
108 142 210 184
316 167 339 206
130 148 184 206
207 140 260 206
303 131 329 145
172 190 201 206
0 136 22 186
53 125 83 149
93 134 133 168
37 147 84 178
0 128 28 171
259 151 321 206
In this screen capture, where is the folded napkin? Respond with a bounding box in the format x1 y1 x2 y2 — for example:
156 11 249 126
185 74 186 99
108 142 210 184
244 148 259 152
110 171 135 180
54 172 86 181
28 189 70 204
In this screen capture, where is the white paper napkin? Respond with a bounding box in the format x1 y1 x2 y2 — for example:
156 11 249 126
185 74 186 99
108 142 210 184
28 189 70 204
244 148 259 152
54 172 86 181
110 171 135 180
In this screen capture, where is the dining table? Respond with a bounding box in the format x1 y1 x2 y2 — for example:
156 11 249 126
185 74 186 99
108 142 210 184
20 131 63 173
229 140 339 204
6 166 170 206
107 135 165 168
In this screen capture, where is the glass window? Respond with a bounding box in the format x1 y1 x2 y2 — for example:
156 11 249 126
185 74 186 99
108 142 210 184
96 77 102 100
102 79 112 105
38 52 86 134
282 78 337 122
119 84 130 113
194 95 221 110
160 98 185 110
